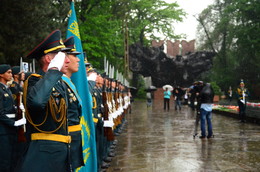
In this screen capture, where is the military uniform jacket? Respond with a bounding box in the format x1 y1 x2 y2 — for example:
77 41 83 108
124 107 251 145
26 69 68 135
9 81 23 101
88 80 96 94
96 87 103 117
19 69 70 172
0 82 16 134
92 86 100 118
236 87 249 101
62 75 84 170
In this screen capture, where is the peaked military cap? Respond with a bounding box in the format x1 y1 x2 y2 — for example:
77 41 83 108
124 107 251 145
0 64 11 74
11 66 21 75
64 36 81 55
83 52 92 66
27 29 69 59
87 67 95 73
85 62 92 68
239 79 245 85
101 72 107 78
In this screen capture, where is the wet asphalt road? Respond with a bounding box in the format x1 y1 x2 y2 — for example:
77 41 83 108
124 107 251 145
107 100 260 172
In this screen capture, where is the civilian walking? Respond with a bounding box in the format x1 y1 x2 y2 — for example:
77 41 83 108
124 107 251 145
172 86 183 111
163 88 171 111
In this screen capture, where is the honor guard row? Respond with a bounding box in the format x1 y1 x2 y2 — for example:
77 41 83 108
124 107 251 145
0 29 132 172
18 30 84 172
0 30 84 172
86 63 131 171
0 64 27 172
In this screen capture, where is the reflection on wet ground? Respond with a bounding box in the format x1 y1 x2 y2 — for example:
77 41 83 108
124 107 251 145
107 100 260 172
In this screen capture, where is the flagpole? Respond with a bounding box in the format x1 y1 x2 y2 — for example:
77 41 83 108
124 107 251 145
104 56 106 72
66 0 97 171
32 59 35 73
20 57 23 71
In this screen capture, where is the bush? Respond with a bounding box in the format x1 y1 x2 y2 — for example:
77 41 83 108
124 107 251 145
210 81 222 96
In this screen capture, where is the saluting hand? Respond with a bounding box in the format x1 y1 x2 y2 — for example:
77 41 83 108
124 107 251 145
47 52 66 71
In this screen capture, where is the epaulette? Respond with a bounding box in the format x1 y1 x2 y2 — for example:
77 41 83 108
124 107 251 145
31 74 42 78
26 73 43 82
10 83 16 87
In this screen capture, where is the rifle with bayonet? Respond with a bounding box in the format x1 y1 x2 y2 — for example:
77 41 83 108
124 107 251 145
102 78 114 141
16 92 26 142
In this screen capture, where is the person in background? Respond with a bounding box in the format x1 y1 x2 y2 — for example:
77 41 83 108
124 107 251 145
189 82 197 111
146 92 152 107
195 81 204 115
128 88 133 113
10 66 25 94
10 66 27 170
172 86 183 111
227 86 232 103
183 89 189 105
0 64 26 172
199 83 215 139
163 88 171 111
236 79 249 123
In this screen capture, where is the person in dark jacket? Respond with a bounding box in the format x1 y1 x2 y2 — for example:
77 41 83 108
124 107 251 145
0 64 26 172
199 83 215 139
172 86 184 111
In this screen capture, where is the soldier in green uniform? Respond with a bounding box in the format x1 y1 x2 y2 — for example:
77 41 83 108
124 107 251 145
10 66 27 170
84 55 92 76
10 66 24 96
63 36 84 170
0 64 26 172
18 30 72 172
96 72 113 167
87 67 110 170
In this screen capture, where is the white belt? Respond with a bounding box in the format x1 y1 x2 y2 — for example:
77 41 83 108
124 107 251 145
6 114 16 118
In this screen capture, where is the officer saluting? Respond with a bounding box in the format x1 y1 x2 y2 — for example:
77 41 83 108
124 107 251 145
18 30 72 172
0 64 26 172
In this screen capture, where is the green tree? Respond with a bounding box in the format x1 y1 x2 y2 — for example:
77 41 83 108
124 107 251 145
74 0 124 71
74 0 185 71
0 0 69 65
113 0 185 45
230 0 260 95
196 0 260 99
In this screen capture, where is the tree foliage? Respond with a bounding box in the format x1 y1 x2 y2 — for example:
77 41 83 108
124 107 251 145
0 0 184 73
0 0 69 65
74 0 185 71
196 0 260 99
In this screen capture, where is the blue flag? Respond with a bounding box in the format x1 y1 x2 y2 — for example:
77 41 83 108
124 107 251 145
66 1 97 172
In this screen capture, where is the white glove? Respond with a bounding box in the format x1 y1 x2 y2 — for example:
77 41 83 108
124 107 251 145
47 52 66 71
14 117 26 126
19 104 25 111
240 99 245 104
87 72 97 81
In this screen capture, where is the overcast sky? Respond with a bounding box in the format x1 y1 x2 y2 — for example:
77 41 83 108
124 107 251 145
163 0 214 41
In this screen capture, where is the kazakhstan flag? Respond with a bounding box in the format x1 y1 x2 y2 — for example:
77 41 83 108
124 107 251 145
66 1 97 172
